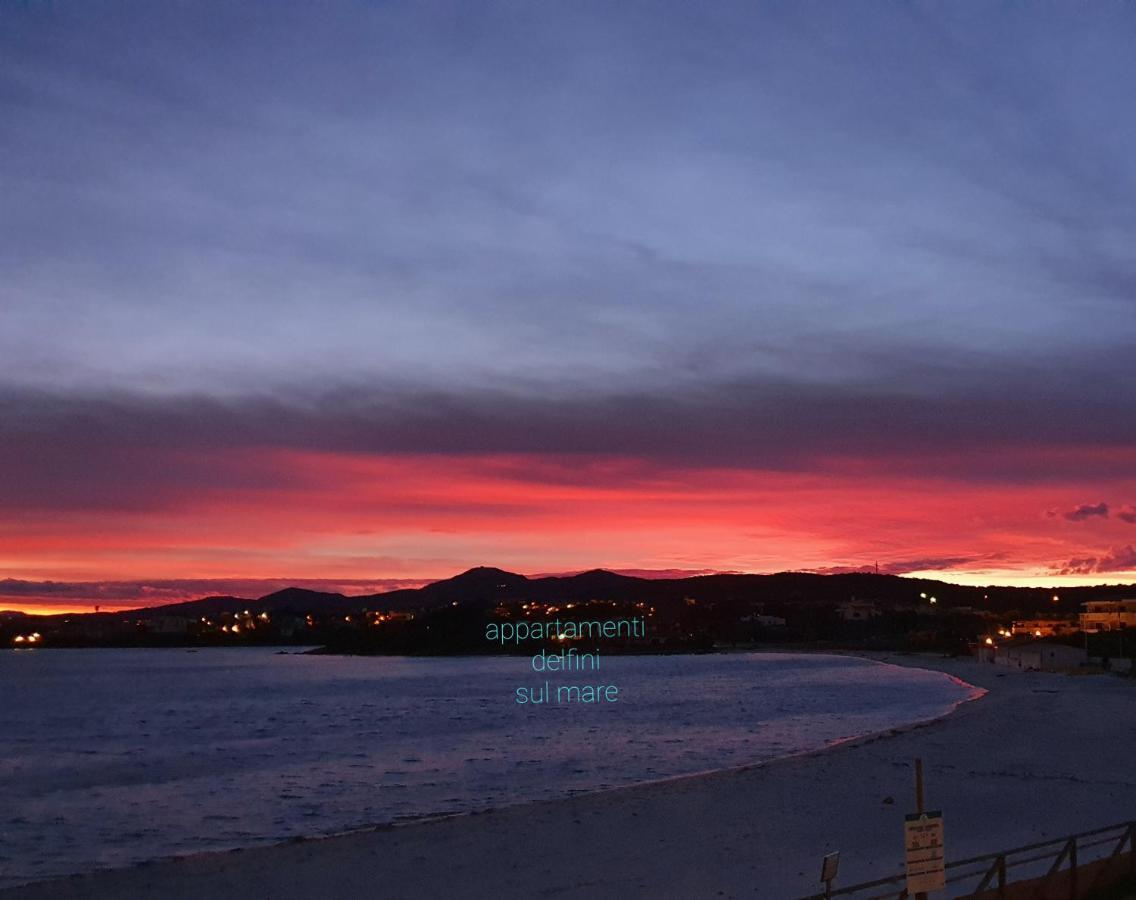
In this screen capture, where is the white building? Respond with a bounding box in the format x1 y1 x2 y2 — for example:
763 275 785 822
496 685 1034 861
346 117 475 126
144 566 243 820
1079 599 1136 633
982 639 1087 672
1011 618 1077 638
836 601 879 621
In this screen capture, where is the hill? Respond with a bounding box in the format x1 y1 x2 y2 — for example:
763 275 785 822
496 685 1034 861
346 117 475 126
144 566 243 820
42 567 1135 622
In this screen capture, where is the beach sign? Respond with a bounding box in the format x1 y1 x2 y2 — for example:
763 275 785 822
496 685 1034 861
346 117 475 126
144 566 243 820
904 810 946 893
819 851 840 899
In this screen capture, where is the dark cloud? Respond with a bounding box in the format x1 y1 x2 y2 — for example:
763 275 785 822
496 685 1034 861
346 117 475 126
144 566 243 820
880 556 1004 576
0 346 1130 462
3 359 1136 512
1118 506 1136 524
1057 545 1136 575
1063 502 1110 522
806 555 1002 576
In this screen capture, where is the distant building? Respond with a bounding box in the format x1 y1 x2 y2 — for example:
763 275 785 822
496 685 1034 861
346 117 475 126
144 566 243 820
836 600 879 621
978 639 1087 672
1011 618 1077 638
1080 599 1136 633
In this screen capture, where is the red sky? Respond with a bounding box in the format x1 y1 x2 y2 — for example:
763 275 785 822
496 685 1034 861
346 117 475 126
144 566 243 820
5 446 1136 613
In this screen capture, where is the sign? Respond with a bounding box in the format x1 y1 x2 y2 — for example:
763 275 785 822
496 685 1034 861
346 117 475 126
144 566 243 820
904 810 945 893
820 851 840 883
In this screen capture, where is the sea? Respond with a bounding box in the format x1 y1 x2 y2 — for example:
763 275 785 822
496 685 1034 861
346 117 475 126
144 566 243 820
0 649 980 888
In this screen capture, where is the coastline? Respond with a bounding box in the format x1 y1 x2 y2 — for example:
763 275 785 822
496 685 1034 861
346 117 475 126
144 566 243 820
4 653 1133 899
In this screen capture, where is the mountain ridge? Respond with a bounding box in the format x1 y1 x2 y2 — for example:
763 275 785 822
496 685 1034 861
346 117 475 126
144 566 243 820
28 567 1136 620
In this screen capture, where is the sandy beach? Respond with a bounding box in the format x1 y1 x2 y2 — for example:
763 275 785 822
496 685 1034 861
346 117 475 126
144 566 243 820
3 654 1134 900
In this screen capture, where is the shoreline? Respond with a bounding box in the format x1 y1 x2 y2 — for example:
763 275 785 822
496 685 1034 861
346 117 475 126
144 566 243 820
0 653 979 886
4 653 1132 899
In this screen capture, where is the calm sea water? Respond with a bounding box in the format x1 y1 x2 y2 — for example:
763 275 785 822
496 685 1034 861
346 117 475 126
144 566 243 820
0 649 978 888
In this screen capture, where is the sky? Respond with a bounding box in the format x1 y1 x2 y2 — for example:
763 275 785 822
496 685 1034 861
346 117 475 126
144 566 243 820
3 1 1136 612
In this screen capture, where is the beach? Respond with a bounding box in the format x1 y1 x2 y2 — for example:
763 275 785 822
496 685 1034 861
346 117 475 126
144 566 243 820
3 654 1134 899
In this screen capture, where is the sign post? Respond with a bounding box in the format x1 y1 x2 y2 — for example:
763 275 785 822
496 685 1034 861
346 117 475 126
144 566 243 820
819 851 840 900
905 759 946 896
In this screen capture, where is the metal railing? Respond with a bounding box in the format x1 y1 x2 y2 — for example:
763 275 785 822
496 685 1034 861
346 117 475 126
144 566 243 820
799 820 1135 899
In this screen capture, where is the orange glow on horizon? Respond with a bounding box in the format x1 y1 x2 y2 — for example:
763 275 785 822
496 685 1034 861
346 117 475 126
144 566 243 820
0 602 143 617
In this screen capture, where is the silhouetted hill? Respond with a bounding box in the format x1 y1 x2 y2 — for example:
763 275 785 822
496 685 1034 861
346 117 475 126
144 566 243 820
528 569 643 599
128 590 354 619
28 566 1136 622
255 588 353 612
418 566 529 604
129 595 257 618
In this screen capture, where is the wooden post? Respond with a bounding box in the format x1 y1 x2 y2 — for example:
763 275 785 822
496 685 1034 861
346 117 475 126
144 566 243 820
820 850 839 899
915 759 927 900
1069 838 1078 900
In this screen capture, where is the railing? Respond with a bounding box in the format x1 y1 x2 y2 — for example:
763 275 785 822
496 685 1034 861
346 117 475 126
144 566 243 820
799 821 1135 899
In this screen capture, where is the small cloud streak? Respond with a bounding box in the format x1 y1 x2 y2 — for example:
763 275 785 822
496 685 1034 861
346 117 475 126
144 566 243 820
534 568 734 580
804 555 1001 576
1062 502 1110 522
1057 545 1136 575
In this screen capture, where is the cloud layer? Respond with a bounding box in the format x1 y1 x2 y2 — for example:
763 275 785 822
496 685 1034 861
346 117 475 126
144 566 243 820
4 2 1136 601
4 2 1136 399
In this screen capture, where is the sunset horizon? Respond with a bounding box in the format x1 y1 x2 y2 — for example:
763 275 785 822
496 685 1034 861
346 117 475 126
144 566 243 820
4 4 1136 898
5 561 1136 617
